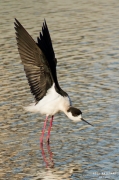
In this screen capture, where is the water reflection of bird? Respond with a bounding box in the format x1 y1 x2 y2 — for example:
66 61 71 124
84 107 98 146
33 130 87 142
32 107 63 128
14 19 93 144
40 143 54 168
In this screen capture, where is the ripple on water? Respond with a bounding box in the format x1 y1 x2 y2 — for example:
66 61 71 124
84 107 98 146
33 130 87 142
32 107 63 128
0 0 119 179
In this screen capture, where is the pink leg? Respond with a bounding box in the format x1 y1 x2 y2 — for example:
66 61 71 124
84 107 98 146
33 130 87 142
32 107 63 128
47 116 54 143
40 116 49 144
40 142 54 168
40 143 49 167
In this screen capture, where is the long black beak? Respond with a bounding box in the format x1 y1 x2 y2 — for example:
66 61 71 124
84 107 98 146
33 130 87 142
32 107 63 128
81 118 93 126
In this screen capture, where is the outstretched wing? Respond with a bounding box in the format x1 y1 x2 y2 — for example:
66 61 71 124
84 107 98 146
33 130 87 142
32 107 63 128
37 20 67 96
14 18 53 102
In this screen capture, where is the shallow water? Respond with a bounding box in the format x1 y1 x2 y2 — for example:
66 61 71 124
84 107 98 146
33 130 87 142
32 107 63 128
0 0 119 179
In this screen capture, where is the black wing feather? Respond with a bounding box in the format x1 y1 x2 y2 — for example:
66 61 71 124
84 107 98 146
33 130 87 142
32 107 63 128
37 20 67 96
14 18 53 102
37 21 61 90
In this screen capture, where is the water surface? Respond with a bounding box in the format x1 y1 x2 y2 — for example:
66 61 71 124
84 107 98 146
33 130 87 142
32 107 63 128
0 0 119 179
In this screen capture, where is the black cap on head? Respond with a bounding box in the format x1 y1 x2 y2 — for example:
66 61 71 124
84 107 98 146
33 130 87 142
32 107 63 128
67 107 82 117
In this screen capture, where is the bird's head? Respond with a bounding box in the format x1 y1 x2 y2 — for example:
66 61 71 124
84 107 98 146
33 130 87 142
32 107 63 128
66 106 93 126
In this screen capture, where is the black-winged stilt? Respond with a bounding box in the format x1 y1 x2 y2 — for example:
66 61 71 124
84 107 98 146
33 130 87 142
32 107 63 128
14 19 93 144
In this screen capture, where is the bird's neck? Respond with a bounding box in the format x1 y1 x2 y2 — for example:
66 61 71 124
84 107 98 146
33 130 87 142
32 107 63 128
62 106 71 118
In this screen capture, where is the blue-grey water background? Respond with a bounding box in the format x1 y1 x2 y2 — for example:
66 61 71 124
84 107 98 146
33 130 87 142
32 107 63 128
0 0 119 179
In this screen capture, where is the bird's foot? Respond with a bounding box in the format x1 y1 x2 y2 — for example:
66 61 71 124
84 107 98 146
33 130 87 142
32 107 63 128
46 137 50 144
40 141 43 145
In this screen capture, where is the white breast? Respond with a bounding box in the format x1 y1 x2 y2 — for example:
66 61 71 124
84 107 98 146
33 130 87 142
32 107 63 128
24 84 71 116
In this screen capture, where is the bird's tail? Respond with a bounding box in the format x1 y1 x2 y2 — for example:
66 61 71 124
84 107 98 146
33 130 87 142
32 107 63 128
24 103 39 113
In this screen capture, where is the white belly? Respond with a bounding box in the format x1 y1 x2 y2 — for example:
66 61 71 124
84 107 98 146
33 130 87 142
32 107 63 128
24 84 71 116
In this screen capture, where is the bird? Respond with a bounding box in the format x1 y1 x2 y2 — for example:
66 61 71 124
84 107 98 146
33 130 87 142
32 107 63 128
14 18 93 144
